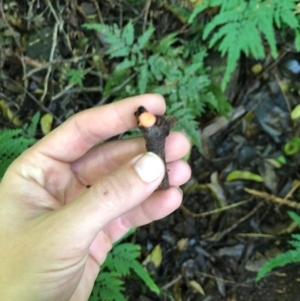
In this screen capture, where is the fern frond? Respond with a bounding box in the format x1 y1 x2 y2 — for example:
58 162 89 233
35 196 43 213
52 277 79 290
288 236 300 249
288 211 300 225
83 23 129 58
202 0 299 90
273 0 299 28
256 249 300 281
109 243 141 276
0 115 38 180
93 272 126 301
131 261 160 293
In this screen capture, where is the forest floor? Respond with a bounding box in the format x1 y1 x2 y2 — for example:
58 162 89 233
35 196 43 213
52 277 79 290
2 1 300 301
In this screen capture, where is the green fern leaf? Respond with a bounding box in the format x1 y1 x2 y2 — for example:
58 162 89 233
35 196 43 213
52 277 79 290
24 112 40 136
256 249 300 281
136 63 149 94
83 23 129 58
273 0 299 28
203 0 299 90
0 115 38 180
288 236 300 249
95 272 126 301
122 20 134 46
109 243 141 276
137 25 155 49
131 261 160 293
288 211 300 225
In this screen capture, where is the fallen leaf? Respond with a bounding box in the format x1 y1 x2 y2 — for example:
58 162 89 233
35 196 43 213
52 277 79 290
251 63 262 74
226 170 263 182
177 238 189 251
188 280 205 296
143 244 162 268
291 104 300 120
284 137 300 155
40 113 53 135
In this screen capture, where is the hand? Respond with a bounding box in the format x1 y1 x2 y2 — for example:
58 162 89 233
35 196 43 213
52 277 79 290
0 94 191 301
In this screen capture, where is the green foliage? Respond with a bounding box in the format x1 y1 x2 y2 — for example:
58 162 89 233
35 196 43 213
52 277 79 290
67 69 86 88
0 112 40 180
189 0 299 90
89 229 160 301
83 21 231 149
257 211 300 281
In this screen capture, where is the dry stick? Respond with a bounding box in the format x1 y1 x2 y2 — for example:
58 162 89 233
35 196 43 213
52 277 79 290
26 0 38 30
17 54 28 107
134 106 177 190
52 84 102 101
0 87 62 125
195 272 250 287
244 187 300 210
40 22 59 103
45 0 72 51
91 0 104 23
24 54 95 78
212 203 264 242
162 275 182 290
142 0 152 33
284 180 300 200
274 71 291 113
0 3 21 48
180 199 252 218
96 73 137 106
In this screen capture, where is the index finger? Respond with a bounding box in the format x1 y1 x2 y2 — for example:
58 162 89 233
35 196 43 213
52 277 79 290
28 94 166 162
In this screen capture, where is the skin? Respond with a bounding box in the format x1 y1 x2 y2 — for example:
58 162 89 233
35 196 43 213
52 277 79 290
0 94 191 301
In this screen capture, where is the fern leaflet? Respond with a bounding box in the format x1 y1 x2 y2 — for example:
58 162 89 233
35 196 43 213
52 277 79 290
257 210 300 281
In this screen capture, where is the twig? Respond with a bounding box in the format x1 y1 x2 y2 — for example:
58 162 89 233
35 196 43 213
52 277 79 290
26 0 37 30
135 106 177 189
0 3 21 48
24 54 95 78
91 0 104 23
236 233 277 239
274 71 291 113
51 85 103 101
40 22 59 103
45 0 72 51
142 0 152 33
51 83 76 101
180 199 252 218
208 203 264 242
17 54 28 106
195 271 250 287
0 87 62 125
284 180 300 200
162 275 182 290
244 187 300 210
96 73 137 105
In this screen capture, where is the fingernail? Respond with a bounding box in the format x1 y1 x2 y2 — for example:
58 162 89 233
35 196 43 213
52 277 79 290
134 152 164 183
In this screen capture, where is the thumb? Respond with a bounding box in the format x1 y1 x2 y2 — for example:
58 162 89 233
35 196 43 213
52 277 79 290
53 152 165 243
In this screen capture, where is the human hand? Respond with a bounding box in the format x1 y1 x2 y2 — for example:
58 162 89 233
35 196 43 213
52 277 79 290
0 94 191 301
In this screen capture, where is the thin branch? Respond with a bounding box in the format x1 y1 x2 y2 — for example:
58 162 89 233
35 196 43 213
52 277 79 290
244 187 300 210
40 22 59 103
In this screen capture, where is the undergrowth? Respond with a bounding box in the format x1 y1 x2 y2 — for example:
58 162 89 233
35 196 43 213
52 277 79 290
89 229 160 301
83 21 231 149
257 211 300 281
189 0 300 90
0 113 40 180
